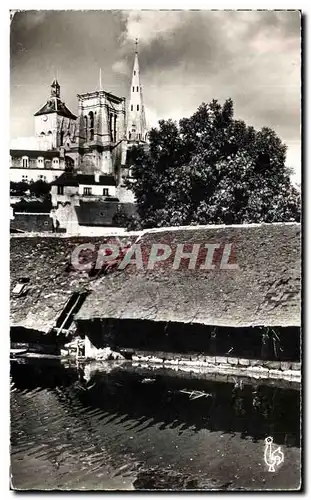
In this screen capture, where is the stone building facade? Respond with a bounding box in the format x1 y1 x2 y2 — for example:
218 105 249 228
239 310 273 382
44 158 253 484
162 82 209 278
10 50 148 201
34 79 77 150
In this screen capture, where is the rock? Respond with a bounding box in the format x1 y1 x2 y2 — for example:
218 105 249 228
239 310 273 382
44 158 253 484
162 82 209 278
238 358 250 366
95 346 125 360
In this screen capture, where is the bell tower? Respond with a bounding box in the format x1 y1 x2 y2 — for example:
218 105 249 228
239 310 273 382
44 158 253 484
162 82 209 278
34 79 77 149
126 40 147 143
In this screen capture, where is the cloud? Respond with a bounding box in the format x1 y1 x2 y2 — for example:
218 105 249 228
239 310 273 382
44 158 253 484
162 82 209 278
10 10 301 182
112 59 129 76
120 10 186 45
115 10 301 181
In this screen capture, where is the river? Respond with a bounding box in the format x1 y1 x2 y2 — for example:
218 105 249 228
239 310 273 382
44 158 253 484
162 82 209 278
10 358 301 491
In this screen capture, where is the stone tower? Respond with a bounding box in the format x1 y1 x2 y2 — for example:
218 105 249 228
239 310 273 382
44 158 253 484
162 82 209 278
126 42 148 143
34 79 77 149
76 87 126 175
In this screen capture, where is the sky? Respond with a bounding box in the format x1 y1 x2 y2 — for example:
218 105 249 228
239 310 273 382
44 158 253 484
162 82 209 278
10 10 301 183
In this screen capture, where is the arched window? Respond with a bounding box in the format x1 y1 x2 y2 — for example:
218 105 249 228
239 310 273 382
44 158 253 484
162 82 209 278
60 130 64 146
137 104 139 111
84 116 88 139
109 113 113 141
37 157 44 168
113 114 117 142
89 111 94 141
131 104 133 111
136 86 139 92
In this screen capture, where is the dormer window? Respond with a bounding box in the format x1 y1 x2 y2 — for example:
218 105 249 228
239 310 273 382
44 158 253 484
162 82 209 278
37 157 44 168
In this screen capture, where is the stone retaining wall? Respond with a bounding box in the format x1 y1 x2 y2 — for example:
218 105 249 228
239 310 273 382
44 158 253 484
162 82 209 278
129 351 301 383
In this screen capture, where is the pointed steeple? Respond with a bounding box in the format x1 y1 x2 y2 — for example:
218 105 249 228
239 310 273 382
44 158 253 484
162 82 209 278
127 40 147 143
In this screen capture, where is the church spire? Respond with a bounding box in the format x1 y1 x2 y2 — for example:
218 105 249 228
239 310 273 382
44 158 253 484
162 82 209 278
126 40 147 143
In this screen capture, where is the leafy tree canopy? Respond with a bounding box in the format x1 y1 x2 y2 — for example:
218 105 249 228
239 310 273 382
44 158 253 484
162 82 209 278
124 99 300 229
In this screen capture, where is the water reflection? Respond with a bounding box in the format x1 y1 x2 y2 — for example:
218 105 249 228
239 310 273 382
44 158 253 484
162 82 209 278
10 359 301 491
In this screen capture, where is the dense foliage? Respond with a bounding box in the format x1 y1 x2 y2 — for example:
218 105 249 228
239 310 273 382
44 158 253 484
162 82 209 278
124 99 300 229
10 180 51 197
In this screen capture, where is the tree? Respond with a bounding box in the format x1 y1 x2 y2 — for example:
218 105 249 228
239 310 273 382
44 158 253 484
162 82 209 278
112 206 131 228
29 180 51 197
10 181 29 197
124 99 300 228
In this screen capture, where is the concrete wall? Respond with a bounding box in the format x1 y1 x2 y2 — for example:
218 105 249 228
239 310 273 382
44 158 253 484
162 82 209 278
53 203 80 234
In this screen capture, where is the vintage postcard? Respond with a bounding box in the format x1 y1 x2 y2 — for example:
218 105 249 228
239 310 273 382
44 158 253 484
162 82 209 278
10 10 301 491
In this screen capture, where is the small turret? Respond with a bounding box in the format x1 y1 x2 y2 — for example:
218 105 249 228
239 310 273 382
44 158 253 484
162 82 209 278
51 78 60 98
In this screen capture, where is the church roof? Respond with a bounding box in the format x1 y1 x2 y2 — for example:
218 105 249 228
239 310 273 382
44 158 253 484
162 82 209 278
50 172 116 187
34 97 77 120
10 149 61 159
50 171 79 187
77 174 116 186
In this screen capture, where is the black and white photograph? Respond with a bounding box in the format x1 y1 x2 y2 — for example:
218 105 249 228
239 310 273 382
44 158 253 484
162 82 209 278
9 9 301 491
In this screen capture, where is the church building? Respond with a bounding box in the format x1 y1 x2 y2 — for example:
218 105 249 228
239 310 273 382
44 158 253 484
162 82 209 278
10 47 148 200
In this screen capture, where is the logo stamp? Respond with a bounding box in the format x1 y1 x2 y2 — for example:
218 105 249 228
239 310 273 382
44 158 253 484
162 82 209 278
264 436 284 472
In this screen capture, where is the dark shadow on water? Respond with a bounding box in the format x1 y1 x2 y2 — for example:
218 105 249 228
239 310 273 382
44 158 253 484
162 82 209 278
10 359 300 448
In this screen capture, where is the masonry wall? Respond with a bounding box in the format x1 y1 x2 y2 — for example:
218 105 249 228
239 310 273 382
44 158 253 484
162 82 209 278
10 213 53 233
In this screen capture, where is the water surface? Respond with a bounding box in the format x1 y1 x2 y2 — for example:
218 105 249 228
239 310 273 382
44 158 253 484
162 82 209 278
10 358 301 490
